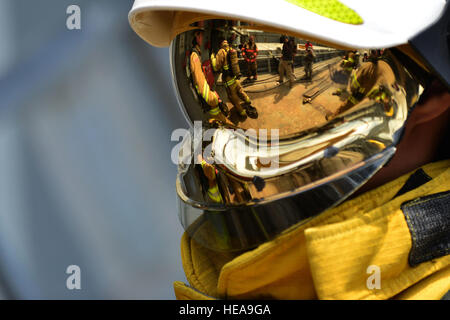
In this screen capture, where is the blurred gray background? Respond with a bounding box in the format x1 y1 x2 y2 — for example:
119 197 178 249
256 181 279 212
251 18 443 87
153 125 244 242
0 0 188 299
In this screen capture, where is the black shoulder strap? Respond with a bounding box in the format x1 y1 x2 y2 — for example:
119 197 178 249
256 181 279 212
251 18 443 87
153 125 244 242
401 190 450 267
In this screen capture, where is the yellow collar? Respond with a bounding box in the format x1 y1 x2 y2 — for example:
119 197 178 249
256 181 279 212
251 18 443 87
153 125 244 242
177 160 450 300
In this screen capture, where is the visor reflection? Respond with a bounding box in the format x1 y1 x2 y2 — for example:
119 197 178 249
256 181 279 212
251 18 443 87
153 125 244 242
171 20 407 136
177 149 394 252
172 19 420 252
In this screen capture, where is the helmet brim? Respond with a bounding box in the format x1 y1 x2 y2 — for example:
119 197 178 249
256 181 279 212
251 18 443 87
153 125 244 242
129 0 446 49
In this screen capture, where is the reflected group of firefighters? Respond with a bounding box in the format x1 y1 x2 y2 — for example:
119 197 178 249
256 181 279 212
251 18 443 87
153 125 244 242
188 28 258 124
277 36 315 88
189 23 396 134
188 28 319 125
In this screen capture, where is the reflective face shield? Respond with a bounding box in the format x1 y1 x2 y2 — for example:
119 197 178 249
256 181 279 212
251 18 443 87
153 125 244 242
171 19 422 252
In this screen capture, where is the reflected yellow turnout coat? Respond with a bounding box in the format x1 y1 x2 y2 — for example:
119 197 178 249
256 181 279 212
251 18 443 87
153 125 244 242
174 160 450 300
190 45 220 115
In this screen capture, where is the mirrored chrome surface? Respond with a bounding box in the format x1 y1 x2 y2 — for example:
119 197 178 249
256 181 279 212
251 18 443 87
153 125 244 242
172 20 353 135
178 150 394 252
172 19 422 251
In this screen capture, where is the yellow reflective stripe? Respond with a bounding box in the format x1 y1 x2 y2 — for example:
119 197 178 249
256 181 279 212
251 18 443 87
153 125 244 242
351 73 360 88
348 57 354 63
205 84 210 103
348 95 360 105
367 87 379 98
351 74 365 93
375 92 387 103
202 81 210 103
211 55 218 71
368 139 386 149
201 160 207 168
223 64 229 70
209 107 220 115
208 192 222 203
208 184 223 203
285 0 363 25
225 77 236 87
209 185 219 194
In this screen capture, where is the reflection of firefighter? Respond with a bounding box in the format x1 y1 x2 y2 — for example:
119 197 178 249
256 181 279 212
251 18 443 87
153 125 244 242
196 154 231 250
189 30 229 122
333 49 396 116
305 40 313 51
303 47 315 80
242 35 258 81
332 50 359 96
198 154 224 204
228 32 239 51
289 37 297 75
211 40 258 119
341 50 359 73
363 52 369 62
238 36 246 58
278 35 297 88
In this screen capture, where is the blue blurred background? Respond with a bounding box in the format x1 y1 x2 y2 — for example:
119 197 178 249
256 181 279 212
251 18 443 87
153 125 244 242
0 0 188 299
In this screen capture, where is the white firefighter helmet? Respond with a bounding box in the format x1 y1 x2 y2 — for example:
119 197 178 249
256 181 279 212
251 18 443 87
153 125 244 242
129 1 443 47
